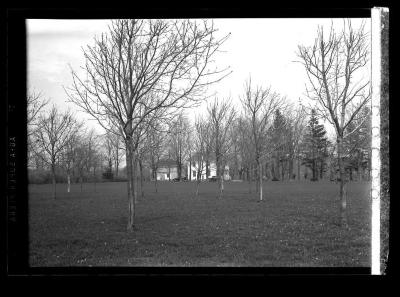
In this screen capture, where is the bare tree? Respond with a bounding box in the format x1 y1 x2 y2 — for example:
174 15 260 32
83 128 102 191
103 131 115 179
27 90 49 169
27 90 49 133
60 132 80 193
168 112 191 180
193 116 210 196
32 106 82 198
297 20 370 225
286 104 307 180
65 19 230 231
207 97 236 198
145 122 166 193
235 116 255 192
240 78 284 201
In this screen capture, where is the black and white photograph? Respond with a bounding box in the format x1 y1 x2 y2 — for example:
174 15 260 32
5 7 390 275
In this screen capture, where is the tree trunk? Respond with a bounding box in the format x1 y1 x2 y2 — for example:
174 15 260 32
153 168 158 193
116 149 119 178
337 137 348 226
196 170 201 196
297 154 301 180
126 140 136 232
93 167 96 192
248 166 252 194
289 158 294 180
139 159 144 200
219 174 224 198
189 158 192 181
133 156 138 204
259 162 263 201
206 160 210 181
255 162 259 194
67 173 71 193
51 163 56 199
80 174 83 192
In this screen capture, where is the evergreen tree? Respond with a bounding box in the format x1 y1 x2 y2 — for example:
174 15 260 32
302 109 328 181
270 109 288 180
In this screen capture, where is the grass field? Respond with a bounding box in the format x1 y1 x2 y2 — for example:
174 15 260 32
29 180 371 267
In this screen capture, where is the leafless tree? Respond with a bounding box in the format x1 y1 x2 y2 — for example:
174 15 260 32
234 116 255 193
27 90 49 134
83 129 102 191
144 122 166 193
103 131 115 177
32 105 82 198
60 132 80 193
297 20 370 225
65 19 230 231
168 112 191 180
193 116 211 196
27 90 49 169
240 78 284 201
285 104 308 180
104 130 124 178
207 97 236 198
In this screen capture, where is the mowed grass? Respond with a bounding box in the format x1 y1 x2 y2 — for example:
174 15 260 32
29 180 371 267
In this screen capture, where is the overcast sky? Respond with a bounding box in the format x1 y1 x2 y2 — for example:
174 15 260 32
27 18 371 139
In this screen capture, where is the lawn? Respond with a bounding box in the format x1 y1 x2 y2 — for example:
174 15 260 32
29 180 371 267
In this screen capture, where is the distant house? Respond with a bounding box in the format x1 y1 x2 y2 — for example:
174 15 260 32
152 159 177 181
151 159 186 181
187 156 230 181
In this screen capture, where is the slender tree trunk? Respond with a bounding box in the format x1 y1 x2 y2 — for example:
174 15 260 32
93 167 96 192
153 168 158 193
67 172 71 193
297 154 301 180
259 162 263 201
337 137 348 226
206 159 210 181
126 139 136 232
139 159 144 200
51 162 56 199
196 169 201 196
248 165 252 193
189 158 192 181
289 158 294 180
133 156 138 204
116 148 119 178
219 174 224 198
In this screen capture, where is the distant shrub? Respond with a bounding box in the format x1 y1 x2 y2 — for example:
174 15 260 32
272 177 279 181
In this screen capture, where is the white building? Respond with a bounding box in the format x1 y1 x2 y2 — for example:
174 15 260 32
152 159 182 181
187 159 230 181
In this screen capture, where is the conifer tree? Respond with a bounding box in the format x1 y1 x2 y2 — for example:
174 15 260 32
302 109 329 181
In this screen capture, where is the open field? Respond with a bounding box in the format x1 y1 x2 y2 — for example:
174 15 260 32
29 180 371 267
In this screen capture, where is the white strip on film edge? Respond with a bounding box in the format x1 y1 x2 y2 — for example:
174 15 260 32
371 7 383 275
